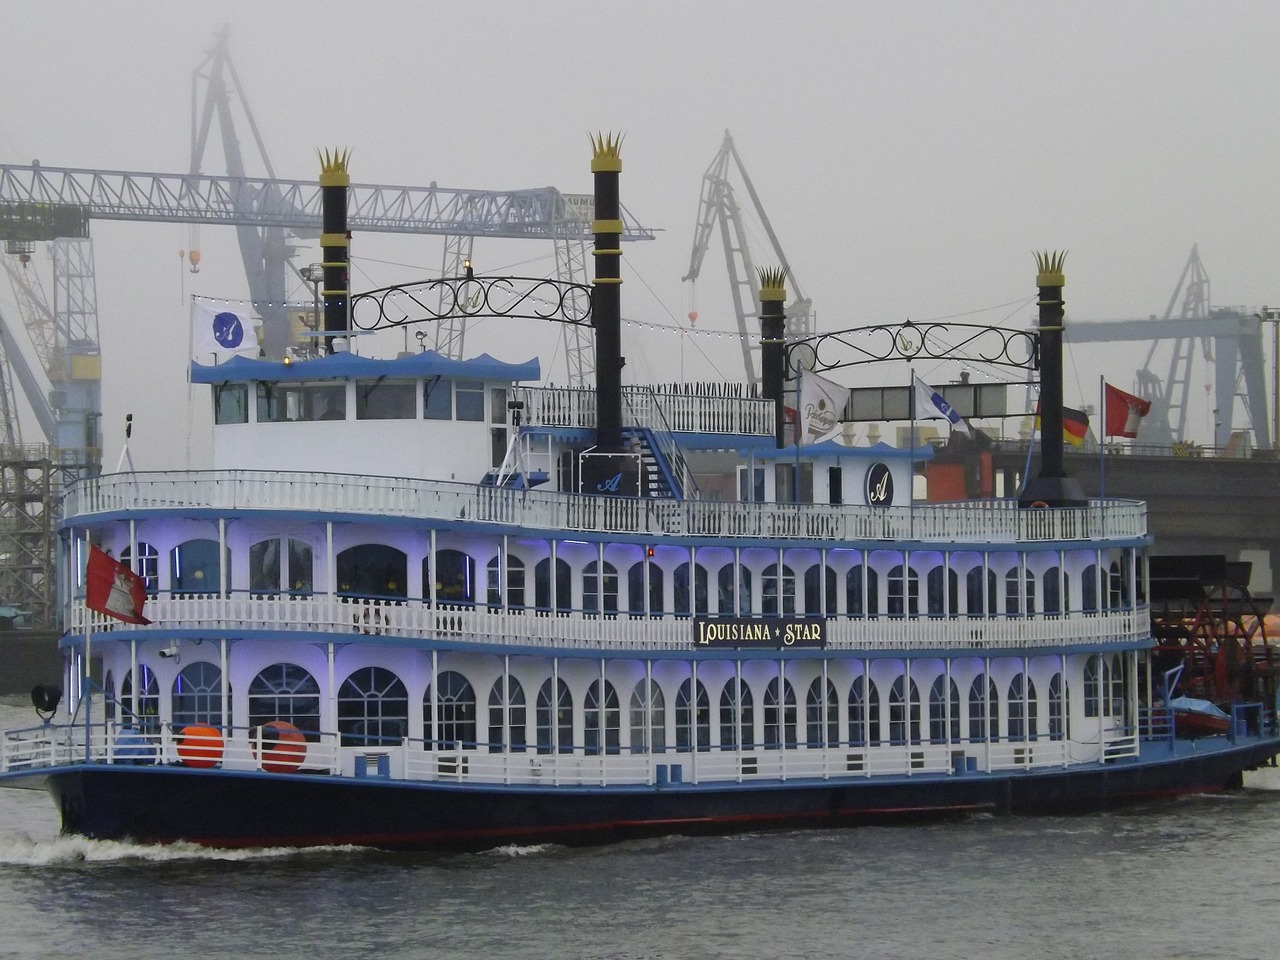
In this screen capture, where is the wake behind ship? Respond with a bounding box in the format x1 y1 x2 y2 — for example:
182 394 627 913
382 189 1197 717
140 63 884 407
1 139 1277 851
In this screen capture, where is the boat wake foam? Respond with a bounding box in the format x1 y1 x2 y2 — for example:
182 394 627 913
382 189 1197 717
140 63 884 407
0 833 361 866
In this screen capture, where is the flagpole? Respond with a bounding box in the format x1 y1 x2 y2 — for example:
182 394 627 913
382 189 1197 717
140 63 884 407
1098 375 1106 504
84 533 92 763
909 367 916 538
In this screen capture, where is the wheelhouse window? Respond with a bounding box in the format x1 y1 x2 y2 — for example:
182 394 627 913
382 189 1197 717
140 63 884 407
424 378 485 421
214 383 249 424
356 380 417 420
248 663 320 738
339 667 409 747
172 661 224 728
256 382 346 422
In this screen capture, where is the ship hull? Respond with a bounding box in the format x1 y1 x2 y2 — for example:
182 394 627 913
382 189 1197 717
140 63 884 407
33 738 1280 851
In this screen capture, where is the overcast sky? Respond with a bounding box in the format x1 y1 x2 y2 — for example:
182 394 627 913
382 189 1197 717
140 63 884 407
3 1 1279 467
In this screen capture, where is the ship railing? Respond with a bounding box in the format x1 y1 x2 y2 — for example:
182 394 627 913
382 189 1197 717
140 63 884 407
64 597 1152 653
64 471 1149 544
1139 705 1174 742
517 386 775 436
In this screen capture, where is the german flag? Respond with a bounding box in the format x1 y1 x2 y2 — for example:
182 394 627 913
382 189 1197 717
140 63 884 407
1035 404 1090 447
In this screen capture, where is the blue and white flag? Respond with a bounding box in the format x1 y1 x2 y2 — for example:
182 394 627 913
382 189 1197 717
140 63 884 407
191 301 261 361
912 374 970 435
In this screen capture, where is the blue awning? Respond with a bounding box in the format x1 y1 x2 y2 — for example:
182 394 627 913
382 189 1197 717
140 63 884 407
191 350 541 384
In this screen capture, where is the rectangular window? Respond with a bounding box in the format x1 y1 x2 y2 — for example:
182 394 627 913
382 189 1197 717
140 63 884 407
738 465 765 502
356 381 416 420
490 387 508 424
828 466 843 505
214 384 248 424
256 383 345 422
424 378 451 419
455 380 485 421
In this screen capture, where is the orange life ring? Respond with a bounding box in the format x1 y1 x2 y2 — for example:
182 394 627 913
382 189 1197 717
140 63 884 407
176 724 224 768
253 720 307 773
1030 500 1049 509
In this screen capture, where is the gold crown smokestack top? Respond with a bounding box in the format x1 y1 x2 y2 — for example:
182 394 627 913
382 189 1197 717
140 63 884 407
319 148 351 351
758 266 788 448
1020 250 1086 507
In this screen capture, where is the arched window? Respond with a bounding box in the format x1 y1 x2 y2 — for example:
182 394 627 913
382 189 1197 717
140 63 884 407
675 678 710 752
339 667 408 747
926 566 958 618
805 677 839 747
717 563 751 615
887 564 919 618
337 544 407 600
428 550 476 606
630 679 666 753
1008 673 1038 741
121 665 160 735
487 676 526 754
583 560 619 615
1048 673 1065 740
534 557 572 613
889 676 921 745
584 679 621 756
103 670 116 722
1081 563 1099 612
968 674 998 743
719 678 754 750
673 562 709 617
1006 568 1036 617
1084 656 1101 718
1108 560 1125 609
425 671 476 748
761 563 796 616
172 661 224 728
803 565 838 616
487 554 526 609
929 675 961 744
536 678 573 754
849 676 881 746
248 663 320 737
763 677 797 749
846 565 879 618
171 538 227 596
1043 567 1063 615
1108 654 1126 719
119 542 159 593
628 560 664 617
966 566 997 618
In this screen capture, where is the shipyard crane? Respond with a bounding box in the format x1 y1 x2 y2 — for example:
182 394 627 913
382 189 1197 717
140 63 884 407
683 130 815 385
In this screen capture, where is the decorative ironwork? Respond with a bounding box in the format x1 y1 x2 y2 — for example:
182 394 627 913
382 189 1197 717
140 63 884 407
350 274 594 332
784 320 1040 377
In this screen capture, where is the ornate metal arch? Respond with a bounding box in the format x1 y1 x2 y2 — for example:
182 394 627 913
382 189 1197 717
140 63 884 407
349 273 594 332
784 320 1040 377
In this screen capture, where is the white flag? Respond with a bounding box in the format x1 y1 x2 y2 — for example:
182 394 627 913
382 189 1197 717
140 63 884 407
191 301 260 360
799 370 846 443
913 374 970 435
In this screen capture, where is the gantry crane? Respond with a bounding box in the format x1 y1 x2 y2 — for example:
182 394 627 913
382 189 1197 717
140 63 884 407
683 130 815 385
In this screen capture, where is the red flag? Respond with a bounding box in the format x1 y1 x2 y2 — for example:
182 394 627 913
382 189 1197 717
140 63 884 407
1104 383 1151 438
86 545 152 624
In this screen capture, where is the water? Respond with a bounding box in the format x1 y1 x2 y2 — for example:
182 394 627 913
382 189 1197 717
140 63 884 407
2 694 1278 960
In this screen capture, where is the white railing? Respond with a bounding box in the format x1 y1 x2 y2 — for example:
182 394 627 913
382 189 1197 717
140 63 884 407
64 470 1149 544
1 718 1129 786
518 386 775 436
67 596 1149 652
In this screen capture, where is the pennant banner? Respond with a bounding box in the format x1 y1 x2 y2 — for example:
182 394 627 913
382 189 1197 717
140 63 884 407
85 545 152 625
191 301 261 361
1104 383 1151 438
913 375 970 435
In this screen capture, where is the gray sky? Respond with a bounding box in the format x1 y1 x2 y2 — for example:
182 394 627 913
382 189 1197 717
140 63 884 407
3 1 1279 467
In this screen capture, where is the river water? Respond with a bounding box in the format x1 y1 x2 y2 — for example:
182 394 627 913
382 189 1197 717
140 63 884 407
1 695 1277 960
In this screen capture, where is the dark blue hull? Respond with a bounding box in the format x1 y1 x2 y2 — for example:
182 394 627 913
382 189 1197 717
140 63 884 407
35 737 1280 851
